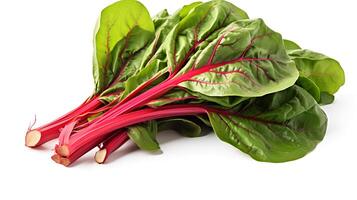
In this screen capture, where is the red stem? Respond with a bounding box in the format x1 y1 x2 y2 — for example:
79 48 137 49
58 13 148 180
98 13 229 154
52 133 109 166
59 32 271 153
71 57 267 135
28 96 102 146
62 105 210 156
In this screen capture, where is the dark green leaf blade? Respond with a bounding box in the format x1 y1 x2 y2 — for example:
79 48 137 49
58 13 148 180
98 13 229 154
319 92 335 105
296 76 320 102
208 86 327 162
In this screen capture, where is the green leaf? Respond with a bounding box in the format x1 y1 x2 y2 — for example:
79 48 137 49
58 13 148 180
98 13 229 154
288 49 345 94
128 121 160 151
120 61 168 100
178 2 203 18
296 76 320 102
120 0 250 99
166 0 249 73
177 18 298 97
140 9 178 68
93 0 155 93
119 8 184 99
283 39 301 50
158 118 203 137
283 40 343 102
319 92 334 105
138 2 201 70
208 85 327 162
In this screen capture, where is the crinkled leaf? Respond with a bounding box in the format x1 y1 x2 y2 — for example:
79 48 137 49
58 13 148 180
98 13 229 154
121 0 249 99
176 19 298 97
208 85 327 162
166 0 249 73
93 0 155 93
120 62 168 100
288 49 345 94
139 9 180 69
128 121 160 151
119 9 184 99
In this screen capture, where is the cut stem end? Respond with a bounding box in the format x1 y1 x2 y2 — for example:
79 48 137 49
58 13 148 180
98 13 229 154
25 130 41 147
51 154 71 167
57 145 70 157
95 149 107 164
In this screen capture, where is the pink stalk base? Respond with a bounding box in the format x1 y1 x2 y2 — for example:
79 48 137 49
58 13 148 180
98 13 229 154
25 96 102 147
65 56 269 151
52 133 111 166
53 129 128 166
57 105 210 157
56 32 270 160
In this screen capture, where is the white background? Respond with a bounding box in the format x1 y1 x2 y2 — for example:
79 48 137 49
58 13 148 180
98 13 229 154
0 0 356 199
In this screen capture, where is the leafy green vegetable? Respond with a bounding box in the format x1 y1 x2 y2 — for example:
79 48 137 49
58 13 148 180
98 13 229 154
288 49 345 95
120 0 250 99
208 85 327 162
93 0 155 92
283 39 344 105
28 0 345 166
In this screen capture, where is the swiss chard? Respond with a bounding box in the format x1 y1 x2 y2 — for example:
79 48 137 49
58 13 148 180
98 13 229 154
57 18 300 157
284 39 345 104
26 0 345 166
